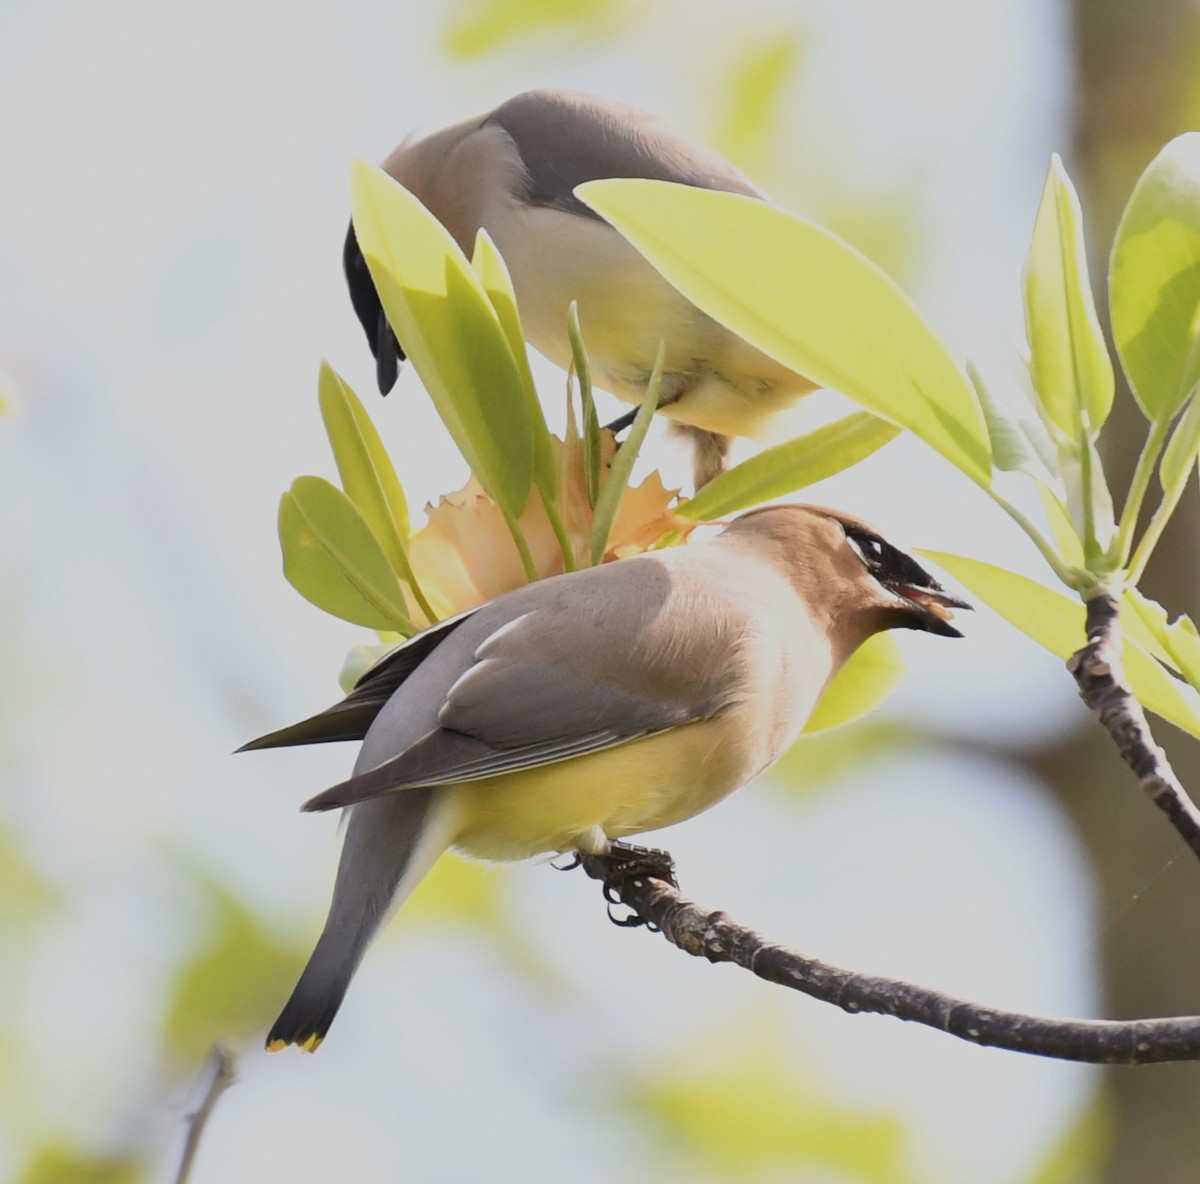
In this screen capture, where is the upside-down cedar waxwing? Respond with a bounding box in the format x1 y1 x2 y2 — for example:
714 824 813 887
242 505 969 1051
344 88 820 488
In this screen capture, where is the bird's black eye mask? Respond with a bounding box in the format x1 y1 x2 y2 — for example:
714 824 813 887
841 523 971 638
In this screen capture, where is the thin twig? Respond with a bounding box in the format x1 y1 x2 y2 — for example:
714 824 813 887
578 853 1200 1064
174 1042 238 1184
1067 594 1200 863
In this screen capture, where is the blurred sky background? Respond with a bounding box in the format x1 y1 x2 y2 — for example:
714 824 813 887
2 0 1191 1180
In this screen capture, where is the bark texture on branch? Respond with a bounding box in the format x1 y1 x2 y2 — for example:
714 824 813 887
579 853 1200 1065
1067 594 1200 862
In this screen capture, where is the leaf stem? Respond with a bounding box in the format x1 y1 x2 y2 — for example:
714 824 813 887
590 344 664 567
567 302 601 508
988 488 1095 593
1127 462 1195 586
540 487 578 573
1115 416 1171 566
502 507 540 583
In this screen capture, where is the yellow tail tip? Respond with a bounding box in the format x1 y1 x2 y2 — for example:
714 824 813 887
265 1034 324 1054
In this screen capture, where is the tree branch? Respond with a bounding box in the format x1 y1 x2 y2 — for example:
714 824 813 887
579 852 1200 1064
1067 593 1200 863
174 1042 238 1184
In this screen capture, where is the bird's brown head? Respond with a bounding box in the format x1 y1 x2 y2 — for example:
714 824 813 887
721 504 971 645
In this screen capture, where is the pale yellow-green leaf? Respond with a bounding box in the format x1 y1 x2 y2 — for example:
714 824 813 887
1122 589 1200 690
679 412 899 521
578 178 992 483
969 362 1048 478
279 477 416 633
1110 133 1200 421
471 230 558 498
1036 482 1085 567
339 641 397 694
350 161 533 517
920 551 1200 739
1061 436 1116 553
318 361 414 563
804 632 906 734
1159 385 1200 494
1023 156 1114 436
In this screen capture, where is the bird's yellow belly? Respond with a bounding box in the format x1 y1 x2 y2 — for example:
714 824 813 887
447 716 755 863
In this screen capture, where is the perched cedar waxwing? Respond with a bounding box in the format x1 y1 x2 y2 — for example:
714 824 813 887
242 505 969 1052
344 89 819 488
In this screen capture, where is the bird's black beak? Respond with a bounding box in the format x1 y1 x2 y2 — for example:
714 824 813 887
884 578 972 638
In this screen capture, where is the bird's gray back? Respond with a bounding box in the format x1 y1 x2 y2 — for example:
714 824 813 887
486 89 763 219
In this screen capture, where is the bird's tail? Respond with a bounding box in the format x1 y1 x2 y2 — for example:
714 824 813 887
267 786 459 1052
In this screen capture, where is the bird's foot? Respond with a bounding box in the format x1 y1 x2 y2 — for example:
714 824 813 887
597 841 678 929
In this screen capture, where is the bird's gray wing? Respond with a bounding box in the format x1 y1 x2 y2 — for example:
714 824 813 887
486 89 763 219
301 599 736 812
237 609 479 752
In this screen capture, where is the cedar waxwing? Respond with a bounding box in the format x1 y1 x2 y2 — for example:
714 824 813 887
242 505 969 1051
344 89 819 487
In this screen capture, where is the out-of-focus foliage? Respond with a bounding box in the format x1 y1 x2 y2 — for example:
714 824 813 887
710 35 805 179
163 867 306 1066
17 1146 145 1184
1025 1095 1112 1184
441 0 634 58
0 823 59 929
616 1023 912 1183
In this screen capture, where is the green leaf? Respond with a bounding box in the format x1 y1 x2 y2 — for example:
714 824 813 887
920 550 1200 740
350 161 533 517
590 343 662 565
1061 436 1116 553
968 363 1050 478
1159 384 1200 493
279 477 416 633
1122 589 1200 690
680 411 899 521
317 362 414 563
1036 482 1085 567
1110 133 1200 421
471 230 558 498
1023 156 1114 437
804 632 906 734
577 178 992 483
